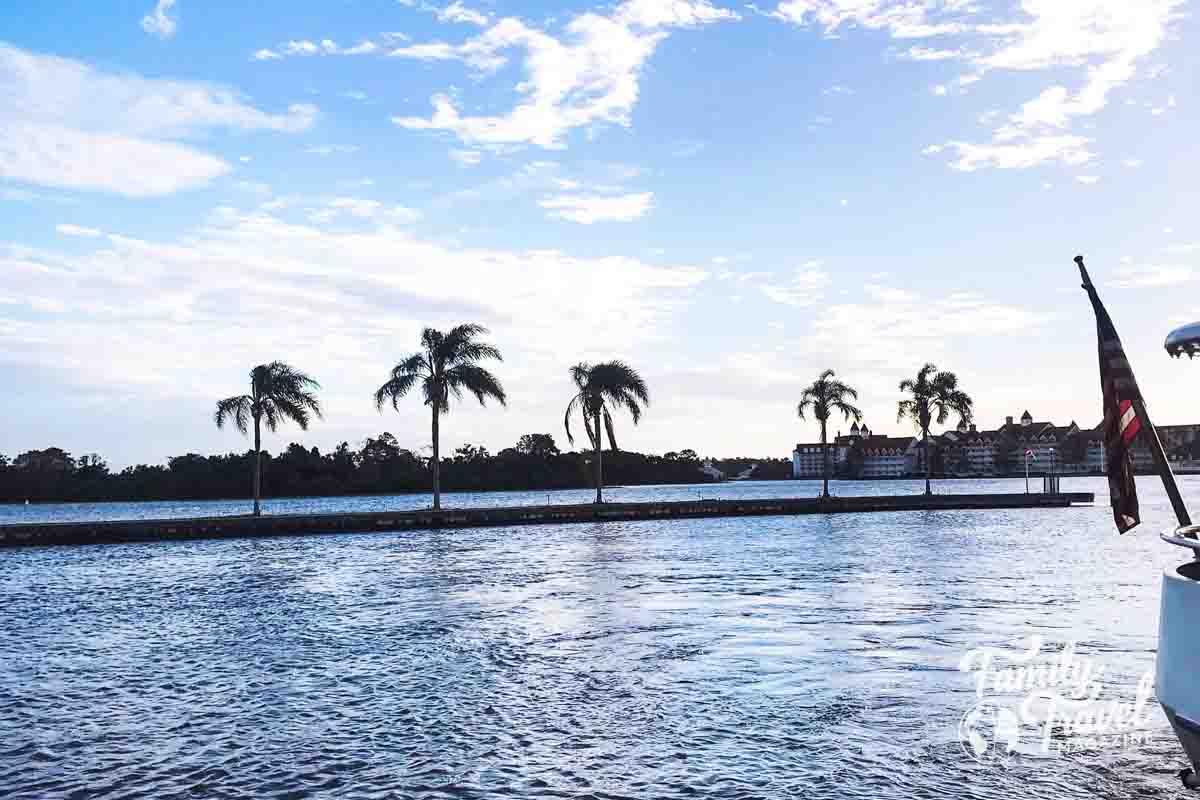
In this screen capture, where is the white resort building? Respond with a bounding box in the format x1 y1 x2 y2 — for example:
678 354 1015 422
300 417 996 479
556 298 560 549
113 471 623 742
792 422 919 479
793 410 1199 479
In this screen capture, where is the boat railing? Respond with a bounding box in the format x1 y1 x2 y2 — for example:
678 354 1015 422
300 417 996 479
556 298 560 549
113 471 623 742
1162 526 1200 552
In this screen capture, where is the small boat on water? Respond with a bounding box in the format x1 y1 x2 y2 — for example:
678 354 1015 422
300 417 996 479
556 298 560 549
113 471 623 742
1158 322 1200 789
1077 258 1200 788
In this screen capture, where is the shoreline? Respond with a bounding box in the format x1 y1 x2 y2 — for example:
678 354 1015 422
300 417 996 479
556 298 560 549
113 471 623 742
0 491 1095 548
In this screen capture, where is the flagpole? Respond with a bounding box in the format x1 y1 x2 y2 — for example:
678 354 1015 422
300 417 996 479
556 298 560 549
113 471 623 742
1076 255 1193 532
1128 392 1192 530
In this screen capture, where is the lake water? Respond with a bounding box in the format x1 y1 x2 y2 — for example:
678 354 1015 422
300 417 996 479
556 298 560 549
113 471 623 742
0 476 1195 798
1 476 1079 525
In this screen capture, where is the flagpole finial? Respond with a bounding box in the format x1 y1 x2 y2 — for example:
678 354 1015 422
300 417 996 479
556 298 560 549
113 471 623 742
1075 254 1092 287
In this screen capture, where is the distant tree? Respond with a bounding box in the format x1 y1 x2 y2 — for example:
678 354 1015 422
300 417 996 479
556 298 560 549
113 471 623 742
0 453 8 468
215 361 322 516
564 360 650 504
515 433 560 458
14 447 75 471
797 369 863 498
897 363 973 495
454 444 490 463
360 432 402 464
374 324 506 510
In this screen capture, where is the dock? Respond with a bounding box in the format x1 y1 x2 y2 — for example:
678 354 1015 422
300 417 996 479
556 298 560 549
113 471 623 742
0 492 1094 548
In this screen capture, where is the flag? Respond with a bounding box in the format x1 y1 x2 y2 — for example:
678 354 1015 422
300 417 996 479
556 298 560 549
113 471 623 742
1078 256 1143 533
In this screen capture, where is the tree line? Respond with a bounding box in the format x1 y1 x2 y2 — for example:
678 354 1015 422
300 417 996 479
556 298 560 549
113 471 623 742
2 319 970 509
0 435 792 505
3 321 794 507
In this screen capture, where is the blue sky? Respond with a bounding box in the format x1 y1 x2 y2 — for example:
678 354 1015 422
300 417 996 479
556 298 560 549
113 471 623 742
1 0 1198 467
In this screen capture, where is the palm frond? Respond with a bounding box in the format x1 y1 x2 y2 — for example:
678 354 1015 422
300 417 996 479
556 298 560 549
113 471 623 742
214 395 252 435
260 398 281 432
374 370 422 411
569 363 591 391
834 399 863 423
563 393 582 446
445 363 507 407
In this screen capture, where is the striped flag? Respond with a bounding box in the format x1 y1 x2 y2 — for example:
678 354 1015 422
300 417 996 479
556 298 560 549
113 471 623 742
1079 259 1143 533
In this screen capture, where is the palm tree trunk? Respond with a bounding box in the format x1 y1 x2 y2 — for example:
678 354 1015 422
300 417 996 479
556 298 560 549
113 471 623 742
593 410 603 504
923 427 932 495
252 414 262 517
431 406 441 511
821 420 830 499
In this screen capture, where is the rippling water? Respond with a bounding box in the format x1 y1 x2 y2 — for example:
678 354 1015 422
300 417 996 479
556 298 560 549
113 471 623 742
1 477 1195 798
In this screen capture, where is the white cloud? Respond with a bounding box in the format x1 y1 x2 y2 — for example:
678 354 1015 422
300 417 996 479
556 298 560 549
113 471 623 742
450 149 483 166
304 197 423 225
255 39 381 60
56 224 103 238
0 123 230 197
539 191 653 223
939 135 1094 171
802 283 1045 370
0 214 707 430
0 44 315 196
770 1 1184 170
438 2 489 26
392 0 737 149
1110 265 1194 289
1121 158 1142 167
1163 243 1200 255
305 145 359 156
902 46 969 61
1075 174 1100 184
141 0 177 39
759 266 831 307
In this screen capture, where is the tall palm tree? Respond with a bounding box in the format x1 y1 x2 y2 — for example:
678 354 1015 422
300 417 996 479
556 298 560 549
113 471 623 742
797 369 863 499
897 363 973 495
563 361 649 504
374 324 506 510
215 361 322 516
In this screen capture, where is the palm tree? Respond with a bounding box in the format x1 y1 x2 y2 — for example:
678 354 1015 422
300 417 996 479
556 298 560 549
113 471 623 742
215 361 322 516
563 361 649 504
897 363 973 495
374 324 506 510
797 369 863 499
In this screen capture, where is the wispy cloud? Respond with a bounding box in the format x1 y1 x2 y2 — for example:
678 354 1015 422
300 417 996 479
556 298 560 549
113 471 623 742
392 0 738 149
0 43 315 196
539 192 654 224
55 224 103 238
253 39 380 60
140 0 177 39
771 0 1184 171
759 266 830 307
438 2 489 26
1110 265 1194 289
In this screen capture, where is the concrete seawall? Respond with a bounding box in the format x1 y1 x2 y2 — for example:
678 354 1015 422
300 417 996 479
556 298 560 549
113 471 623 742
0 492 1094 548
